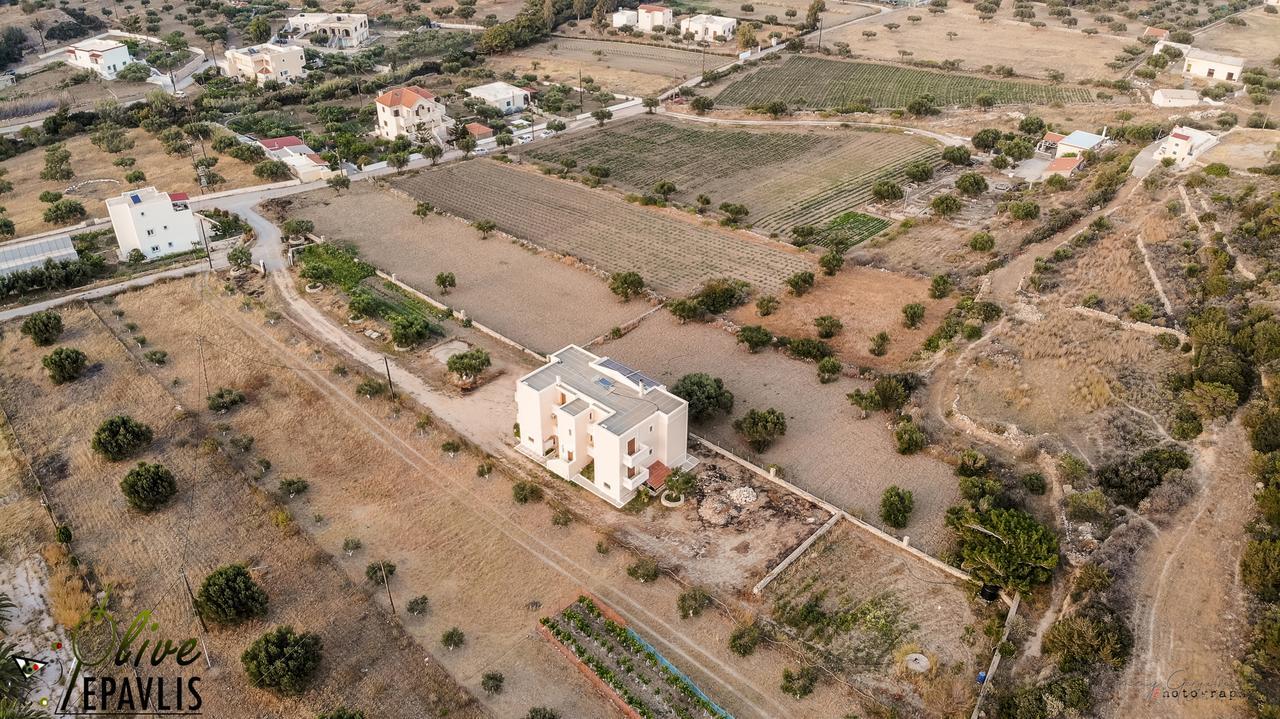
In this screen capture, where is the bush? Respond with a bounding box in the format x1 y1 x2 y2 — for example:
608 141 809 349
1096 445 1191 506
43 347 87 384
608 271 645 300
814 315 843 338
279 478 309 496
1242 539 1280 602
365 561 397 585
780 665 818 698
526 709 560 719
676 586 712 618
786 337 832 361
207 387 247 412
1043 604 1132 672
481 671 504 695
21 311 63 346
253 160 292 181
734 408 787 452
969 232 995 252
902 303 926 328
880 485 914 528
627 558 660 582
869 331 890 357
929 275 953 298
817 356 842 383
391 314 434 347
736 325 773 352
894 419 926 454
92 415 153 461
317 709 365 719
729 622 763 656
1022 473 1046 494
407 595 431 615
512 481 543 504
785 271 815 296
671 373 734 421
756 295 780 316
197 564 269 625
241 626 323 694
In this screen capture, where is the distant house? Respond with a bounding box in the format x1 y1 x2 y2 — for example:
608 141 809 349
515 345 692 508
1151 88 1202 108
256 135 336 182
1141 26 1169 41
286 12 369 48
375 85 449 142
224 43 306 84
1040 155 1084 181
466 81 530 114
636 4 674 30
0 235 80 278
1154 126 1217 168
611 9 638 27
64 39 133 79
680 13 737 41
1182 48 1245 83
1042 129 1107 158
105 187 200 260
465 122 494 140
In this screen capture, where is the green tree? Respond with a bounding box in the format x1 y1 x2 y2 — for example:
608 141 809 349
21 310 63 346
642 97 659 113
942 145 971 165
246 16 272 43
671 373 735 421
198 564 269 625
472 219 497 238
391 314 433 347
818 250 844 276
664 469 697 500
608 271 645 300
447 348 491 384
690 96 715 114
734 407 787 452
590 108 613 127
956 172 988 196
365 561 397 585
228 244 252 270
435 272 457 294
931 193 963 217
880 485 914 528
92 416 154 461
652 180 677 200
736 325 773 352
949 508 1059 592
43 199 87 225
481 672 504 695
905 161 934 182
902 303 926 328
786 271 815 296
872 179 904 202
242 626 323 694
120 462 177 512
326 175 351 195
43 347 87 384
253 160 292 181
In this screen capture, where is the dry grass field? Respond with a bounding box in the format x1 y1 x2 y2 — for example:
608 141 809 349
40 274 877 718
953 307 1185 461
1050 224 1166 321
853 217 1011 280
0 65 155 118
727 266 955 370
391 159 815 296
527 115 940 236
0 127 260 238
764 521 987 716
1198 128 1280 171
826 3 1132 82
599 312 960 550
1194 9 1280 68
485 37 708 97
0 300 484 718
283 183 651 354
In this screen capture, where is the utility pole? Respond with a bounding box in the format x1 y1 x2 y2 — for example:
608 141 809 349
378 561 396 616
197 337 210 398
817 18 823 50
180 570 214 670
197 212 213 269
578 67 584 114
383 356 395 397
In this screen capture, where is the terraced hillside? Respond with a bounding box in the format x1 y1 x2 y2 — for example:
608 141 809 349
714 55 1095 109
391 160 814 296
527 116 938 237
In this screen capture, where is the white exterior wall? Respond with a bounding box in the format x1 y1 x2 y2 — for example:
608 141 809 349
681 15 736 41
376 97 448 141
225 44 306 83
106 188 199 260
65 42 133 79
637 7 673 30
466 83 530 114
1183 55 1243 82
611 9 639 27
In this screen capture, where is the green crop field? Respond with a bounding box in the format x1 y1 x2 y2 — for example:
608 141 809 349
527 116 940 238
714 56 1095 109
815 212 892 251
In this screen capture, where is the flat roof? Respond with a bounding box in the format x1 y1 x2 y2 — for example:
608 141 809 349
522 346 684 435
0 235 79 276
1186 47 1245 67
71 38 126 52
1060 130 1105 149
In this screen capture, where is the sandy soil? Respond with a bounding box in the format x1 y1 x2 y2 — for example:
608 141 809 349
283 183 653 354
853 217 1010 281
0 127 260 238
1194 9 1280 68
487 37 708 97
597 311 960 550
1198 128 1280 171
726 265 956 371
0 64 155 117
0 301 484 718
824 3 1132 83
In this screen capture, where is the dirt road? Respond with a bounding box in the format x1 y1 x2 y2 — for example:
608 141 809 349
1113 420 1254 718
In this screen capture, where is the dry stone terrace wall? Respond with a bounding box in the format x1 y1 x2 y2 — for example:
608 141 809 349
391 160 815 297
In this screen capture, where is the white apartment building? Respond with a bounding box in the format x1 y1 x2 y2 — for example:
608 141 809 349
1182 47 1245 83
105 187 200 260
64 39 133 79
680 14 737 41
636 4 674 30
375 85 449 142
1154 126 1218 168
224 43 306 84
286 12 369 48
465 81 531 114
515 345 692 508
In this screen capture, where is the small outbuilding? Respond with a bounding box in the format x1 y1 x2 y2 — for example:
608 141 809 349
1151 88 1202 108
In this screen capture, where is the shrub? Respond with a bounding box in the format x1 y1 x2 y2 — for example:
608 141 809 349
365 561 397 585
956 448 989 477
512 481 543 504
869 331 890 356
903 303 926 328
729 622 763 656
786 337 832 361
481 671 504 695
929 275 953 298
197 564 269 625
627 558 660 582
737 325 773 352
21 311 63 346
43 347 87 384
756 295 780 316
207 387 247 412
1043 604 1132 672
279 478 309 496
817 356 842 383
969 232 995 251
949 508 1058 591
391 314 434 348
818 250 844 276
956 172 988 196
317 709 365 719
676 586 712 618
144 350 168 365
671 373 734 421
241 626 323 694
407 595 431 615
894 419 926 454
608 271 645 300
1096 445 1191 506
814 315 843 338
92 416 153 461
879 485 914 528
526 709 560 719
734 408 787 452
1242 539 1280 602
780 666 818 698
253 160 292 181
872 179 904 201
1022 473 1046 494
56 525 72 543
785 271 815 296
447 348 491 384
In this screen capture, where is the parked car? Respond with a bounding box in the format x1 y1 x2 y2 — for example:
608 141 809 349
538 130 555 138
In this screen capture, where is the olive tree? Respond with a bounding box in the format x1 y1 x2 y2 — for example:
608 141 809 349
21 310 63 346
671 373 734 421
734 408 787 452
43 347 88 384
119 462 177 512
241 626 323 694
92 415 154 461
197 564 269 624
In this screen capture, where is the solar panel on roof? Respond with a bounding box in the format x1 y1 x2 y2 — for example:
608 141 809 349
596 378 614 389
599 357 636 375
130 194 141 204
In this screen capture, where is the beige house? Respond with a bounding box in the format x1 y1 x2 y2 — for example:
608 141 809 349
224 43 306 84
286 12 369 48
1182 47 1245 83
374 85 449 142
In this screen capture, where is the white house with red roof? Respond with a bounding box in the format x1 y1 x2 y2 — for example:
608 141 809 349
1154 126 1217 168
64 38 133 79
255 135 336 182
636 4 674 30
375 85 449 142
105 187 201 260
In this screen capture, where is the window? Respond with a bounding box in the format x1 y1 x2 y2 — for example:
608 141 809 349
566 450 574 462
146 229 155 236
1207 67 1215 78
627 438 636 455
627 466 636 479
150 246 159 252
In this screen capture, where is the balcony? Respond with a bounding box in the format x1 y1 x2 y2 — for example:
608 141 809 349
621 443 649 468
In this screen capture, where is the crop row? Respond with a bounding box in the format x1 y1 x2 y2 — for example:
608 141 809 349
813 212 892 251
715 56 1095 109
